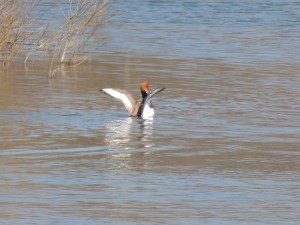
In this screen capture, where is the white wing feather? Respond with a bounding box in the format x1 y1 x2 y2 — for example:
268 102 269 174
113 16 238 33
102 88 136 115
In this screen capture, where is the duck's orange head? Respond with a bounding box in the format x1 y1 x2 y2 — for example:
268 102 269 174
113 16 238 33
141 80 149 93
141 80 149 98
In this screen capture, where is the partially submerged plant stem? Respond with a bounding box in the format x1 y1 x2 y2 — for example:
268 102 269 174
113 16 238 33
1 0 109 73
0 0 37 66
39 0 109 67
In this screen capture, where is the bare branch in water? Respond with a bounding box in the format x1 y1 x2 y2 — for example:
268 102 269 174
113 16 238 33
38 0 109 67
0 0 38 66
0 0 109 73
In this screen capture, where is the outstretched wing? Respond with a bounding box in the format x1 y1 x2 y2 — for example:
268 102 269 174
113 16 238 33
101 88 138 115
139 87 165 115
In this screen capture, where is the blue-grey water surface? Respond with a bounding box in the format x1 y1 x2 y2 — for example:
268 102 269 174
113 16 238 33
1 0 300 224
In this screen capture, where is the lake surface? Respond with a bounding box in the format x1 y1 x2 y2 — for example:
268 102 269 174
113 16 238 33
1 0 300 224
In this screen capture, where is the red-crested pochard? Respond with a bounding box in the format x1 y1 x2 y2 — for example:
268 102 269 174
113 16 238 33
101 81 165 119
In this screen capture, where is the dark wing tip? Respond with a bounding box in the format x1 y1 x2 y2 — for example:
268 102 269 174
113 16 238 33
100 89 110 97
153 87 165 94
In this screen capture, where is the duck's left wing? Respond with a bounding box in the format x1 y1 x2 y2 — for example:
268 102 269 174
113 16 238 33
101 88 138 115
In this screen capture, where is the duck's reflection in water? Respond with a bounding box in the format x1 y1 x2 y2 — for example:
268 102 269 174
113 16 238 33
104 117 154 150
137 118 154 148
105 117 134 149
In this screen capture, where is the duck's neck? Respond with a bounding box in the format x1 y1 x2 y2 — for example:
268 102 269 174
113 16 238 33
141 91 147 102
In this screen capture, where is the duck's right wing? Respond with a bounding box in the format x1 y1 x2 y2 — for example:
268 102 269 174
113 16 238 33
101 88 138 115
142 87 165 105
139 87 165 116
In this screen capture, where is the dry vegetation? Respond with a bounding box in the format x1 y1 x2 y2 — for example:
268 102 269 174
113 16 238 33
0 0 36 66
39 0 109 67
0 0 109 73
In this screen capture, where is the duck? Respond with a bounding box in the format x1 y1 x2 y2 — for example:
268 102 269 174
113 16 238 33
101 81 165 119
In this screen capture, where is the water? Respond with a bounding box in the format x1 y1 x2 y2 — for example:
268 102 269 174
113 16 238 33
104 0 300 63
1 1 300 224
